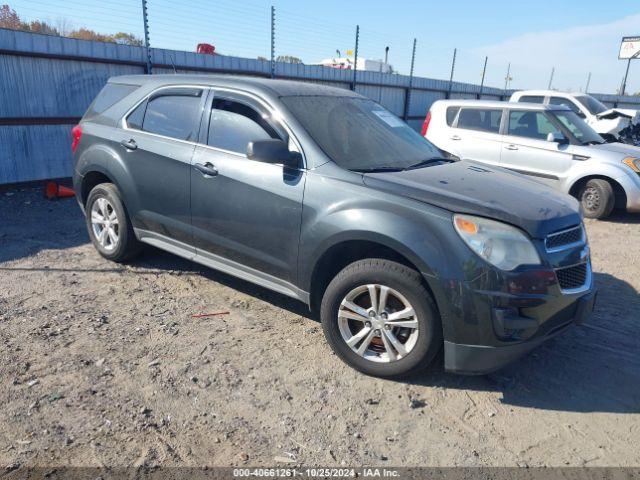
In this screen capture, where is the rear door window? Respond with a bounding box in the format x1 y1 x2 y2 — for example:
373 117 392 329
517 95 545 104
456 108 502 133
207 97 281 154
126 88 205 141
507 110 556 140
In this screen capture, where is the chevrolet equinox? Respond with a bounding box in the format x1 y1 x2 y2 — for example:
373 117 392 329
72 75 596 377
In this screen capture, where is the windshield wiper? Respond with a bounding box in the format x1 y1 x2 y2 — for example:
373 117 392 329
582 140 605 145
404 157 453 170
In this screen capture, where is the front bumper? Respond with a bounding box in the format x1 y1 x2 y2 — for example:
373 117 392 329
444 289 597 375
615 173 640 212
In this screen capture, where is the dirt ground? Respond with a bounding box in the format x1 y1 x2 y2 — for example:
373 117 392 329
1 188 639 470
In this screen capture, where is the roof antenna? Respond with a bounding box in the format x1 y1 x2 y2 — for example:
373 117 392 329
169 54 177 74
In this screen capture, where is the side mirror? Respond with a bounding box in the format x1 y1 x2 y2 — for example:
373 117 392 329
546 132 567 143
247 139 301 168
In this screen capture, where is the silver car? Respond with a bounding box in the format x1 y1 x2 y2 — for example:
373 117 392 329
423 100 640 218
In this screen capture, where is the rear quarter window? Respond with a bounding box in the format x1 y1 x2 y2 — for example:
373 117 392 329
517 95 545 104
446 106 460 126
87 83 139 116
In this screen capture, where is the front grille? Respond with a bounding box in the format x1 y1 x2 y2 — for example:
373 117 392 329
546 225 584 251
555 263 588 291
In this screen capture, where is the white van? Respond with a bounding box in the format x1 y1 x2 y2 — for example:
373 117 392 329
423 99 640 218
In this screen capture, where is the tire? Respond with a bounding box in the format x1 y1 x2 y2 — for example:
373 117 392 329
85 183 142 262
320 259 442 378
579 179 614 219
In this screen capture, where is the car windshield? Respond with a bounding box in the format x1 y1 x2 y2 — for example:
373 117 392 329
575 95 608 115
280 96 448 171
552 110 605 145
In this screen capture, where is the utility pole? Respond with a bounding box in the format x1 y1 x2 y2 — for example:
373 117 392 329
270 6 275 79
585 72 591 93
141 0 152 74
620 58 632 96
548 66 555 89
446 48 457 99
403 38 417 121
478 56 487 99
503 62 512 94
384 46 389 65
351 25 360 91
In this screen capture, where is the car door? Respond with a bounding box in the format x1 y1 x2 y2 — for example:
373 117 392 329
500 109 574 185
190 89 306 287
120 86 206 246
449 107 504 167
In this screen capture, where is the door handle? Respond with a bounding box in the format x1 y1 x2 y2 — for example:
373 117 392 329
450 135 462 140
120 139 138 150
505 144 519 151
194 162 218 177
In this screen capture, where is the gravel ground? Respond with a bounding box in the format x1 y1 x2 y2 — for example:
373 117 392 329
1 188 639 469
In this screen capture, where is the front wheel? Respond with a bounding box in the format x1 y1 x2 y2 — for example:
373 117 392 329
579 179 614 219
320 259 442 378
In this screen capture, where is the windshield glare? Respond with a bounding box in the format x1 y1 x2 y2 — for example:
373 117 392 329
553 110 604 145
575 95 608 115
281 96 445 171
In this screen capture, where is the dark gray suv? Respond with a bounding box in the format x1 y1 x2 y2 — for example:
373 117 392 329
72 75 596 378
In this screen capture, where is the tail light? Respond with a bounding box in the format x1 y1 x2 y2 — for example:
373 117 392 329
71 125 83 153
420 111 431 136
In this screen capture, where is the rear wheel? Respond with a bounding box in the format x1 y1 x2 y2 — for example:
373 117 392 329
86 183 141 262
320 259 442 378
579 179 614 219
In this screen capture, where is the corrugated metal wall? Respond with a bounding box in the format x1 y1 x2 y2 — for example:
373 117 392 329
2 28 639 185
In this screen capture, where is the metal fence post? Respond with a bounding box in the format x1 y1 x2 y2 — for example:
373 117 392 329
548 66 555 90
270 6 275 79
403 38 417 121
478 56 487 99
351 25 359 91
446 48 456 99
141 0 152 74
585 72 591 93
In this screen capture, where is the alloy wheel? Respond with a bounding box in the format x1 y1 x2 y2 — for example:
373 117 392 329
582 186 600 212
337 284 419 363
91 197 119 251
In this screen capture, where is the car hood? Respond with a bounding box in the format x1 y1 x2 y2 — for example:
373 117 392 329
596 108 640 122
589 142 640 157
362 160 581 239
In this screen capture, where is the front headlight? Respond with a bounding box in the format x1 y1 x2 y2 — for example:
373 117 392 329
622 156 640 173
453 214 541 271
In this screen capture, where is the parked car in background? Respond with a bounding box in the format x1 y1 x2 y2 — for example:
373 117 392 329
423 99 640 218
73 75 595 377
510 90 640 144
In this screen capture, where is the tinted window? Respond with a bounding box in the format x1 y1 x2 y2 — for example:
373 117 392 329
549 97 583 116
456 108 502 133
507 110 556 140
208 98 280 154
89 83 139 115
446 106 460 126
142 91 203 141
126 101 146 130
281 96 444 171
518 95 545 104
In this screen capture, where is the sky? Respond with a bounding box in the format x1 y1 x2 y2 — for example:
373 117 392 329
9 0 640 94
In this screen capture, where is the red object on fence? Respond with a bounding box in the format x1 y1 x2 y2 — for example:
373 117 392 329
45 181 75 200
196 43 216 55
